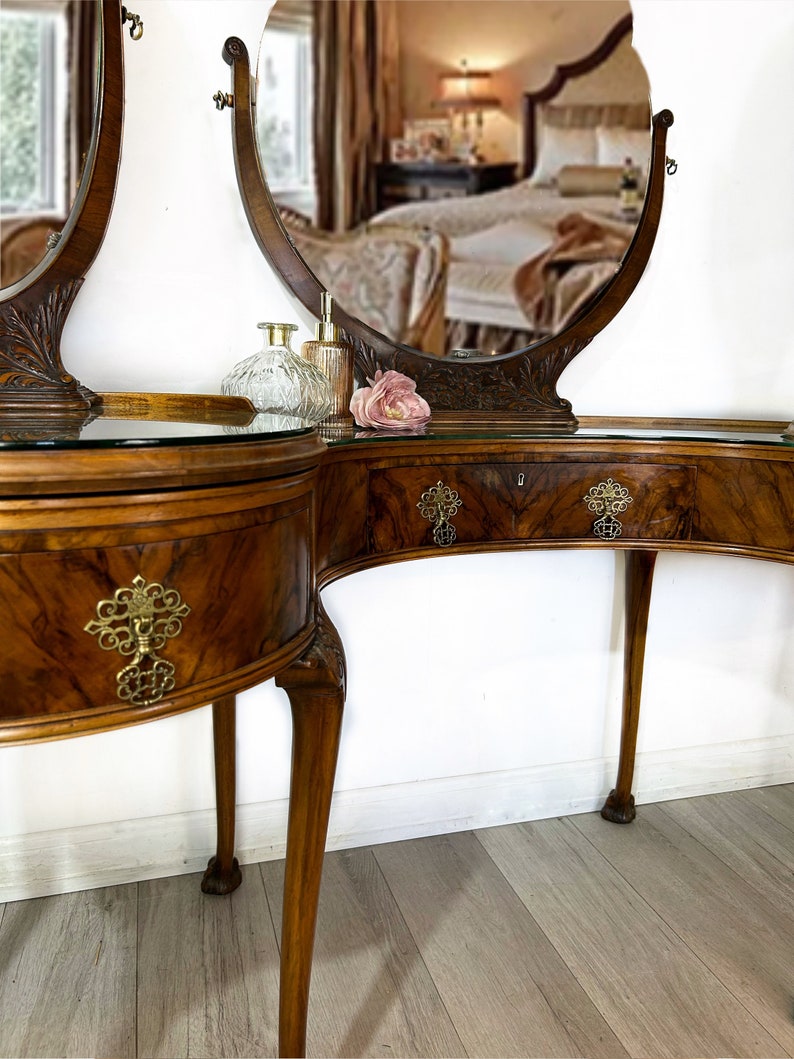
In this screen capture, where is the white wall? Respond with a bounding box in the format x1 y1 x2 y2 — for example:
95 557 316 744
2 0 794 900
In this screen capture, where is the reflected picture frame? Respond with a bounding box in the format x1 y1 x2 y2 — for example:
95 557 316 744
403 118 452 160
389 138 420 162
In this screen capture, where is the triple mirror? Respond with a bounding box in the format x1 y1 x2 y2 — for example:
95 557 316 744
222 0 673 428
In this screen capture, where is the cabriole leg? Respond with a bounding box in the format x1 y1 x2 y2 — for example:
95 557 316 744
201 694 243 895
276 603 346 1059
601 549 658 825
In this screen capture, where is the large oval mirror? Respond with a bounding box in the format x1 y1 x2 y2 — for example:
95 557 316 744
220 1 672 427
0 0 98 290
257 0 651 362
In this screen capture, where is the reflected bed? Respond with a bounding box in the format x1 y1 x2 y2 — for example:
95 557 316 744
272 10 652 358
369 169 643 353
368 95 651 354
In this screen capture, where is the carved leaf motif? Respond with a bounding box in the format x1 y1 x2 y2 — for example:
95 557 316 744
345 324 590 414
414 365 515 409
396 357 561 412
345 328 382 386
526 336 592 399
0 281 81 390
276 598 347 693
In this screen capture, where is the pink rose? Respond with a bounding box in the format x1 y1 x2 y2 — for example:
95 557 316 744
350 369 431 430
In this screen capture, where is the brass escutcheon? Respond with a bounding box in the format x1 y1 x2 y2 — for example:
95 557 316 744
84 574 191 706
582 478 634 541
417 481 462 547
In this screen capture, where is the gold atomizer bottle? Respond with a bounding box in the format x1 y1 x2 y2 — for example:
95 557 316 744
301 291 355 434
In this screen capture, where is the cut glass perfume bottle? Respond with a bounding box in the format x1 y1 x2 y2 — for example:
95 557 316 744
221 322 332 422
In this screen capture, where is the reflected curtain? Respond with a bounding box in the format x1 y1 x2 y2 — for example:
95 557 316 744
313 0 400 232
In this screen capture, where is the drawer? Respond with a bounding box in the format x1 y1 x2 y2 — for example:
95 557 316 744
368 462 696 552
0 505 311 722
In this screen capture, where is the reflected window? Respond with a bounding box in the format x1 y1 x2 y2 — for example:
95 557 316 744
0 5 68 217
258 2 314 219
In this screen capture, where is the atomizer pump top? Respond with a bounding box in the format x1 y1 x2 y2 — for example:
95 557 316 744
316 291 340 343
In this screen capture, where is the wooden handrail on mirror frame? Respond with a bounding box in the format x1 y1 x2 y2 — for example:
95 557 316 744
221 33 673 431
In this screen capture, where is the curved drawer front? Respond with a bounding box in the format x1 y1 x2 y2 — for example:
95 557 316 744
368 461 696 553
693 455 794 555
0 484 314 737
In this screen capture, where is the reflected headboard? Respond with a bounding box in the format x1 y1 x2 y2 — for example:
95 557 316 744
521 13 650 179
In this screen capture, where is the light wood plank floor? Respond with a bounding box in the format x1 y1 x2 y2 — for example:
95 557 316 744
1 784 792 1059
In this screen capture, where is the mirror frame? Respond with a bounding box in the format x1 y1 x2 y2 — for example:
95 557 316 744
0 0 125 426
222 16 673 430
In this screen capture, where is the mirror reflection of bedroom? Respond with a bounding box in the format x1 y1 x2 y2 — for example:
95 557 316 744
257 0 651 359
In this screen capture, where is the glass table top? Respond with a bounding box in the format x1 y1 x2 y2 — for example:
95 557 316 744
326 420 794 449
0 411 315 451
0 401 791 452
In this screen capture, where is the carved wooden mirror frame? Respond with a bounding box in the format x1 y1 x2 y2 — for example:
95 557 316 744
221 13 673 430
0 0 130 429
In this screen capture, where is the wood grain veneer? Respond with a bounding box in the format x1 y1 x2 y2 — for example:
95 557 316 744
315 432 794 583
0 428 326 745
368 461 695 552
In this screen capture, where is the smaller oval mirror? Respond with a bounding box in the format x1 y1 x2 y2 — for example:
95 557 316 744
0 1 98 290
0 0 130 429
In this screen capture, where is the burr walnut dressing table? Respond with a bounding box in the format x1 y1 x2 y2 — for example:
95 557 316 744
214 8 793 1055
2 5 793 1059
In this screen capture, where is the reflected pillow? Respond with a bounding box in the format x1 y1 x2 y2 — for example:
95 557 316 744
596 126 650 174
530 125 598 185
556 165 622 197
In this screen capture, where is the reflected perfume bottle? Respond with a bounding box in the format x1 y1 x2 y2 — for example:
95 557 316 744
221 321 332 423
300 292 355 434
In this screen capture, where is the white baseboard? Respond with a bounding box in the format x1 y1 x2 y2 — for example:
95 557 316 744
1 735 791 902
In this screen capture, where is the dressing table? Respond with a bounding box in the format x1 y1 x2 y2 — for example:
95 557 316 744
216 12 794 1055
2 5 792 1059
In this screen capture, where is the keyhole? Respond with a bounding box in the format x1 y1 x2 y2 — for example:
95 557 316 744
517 472 525 486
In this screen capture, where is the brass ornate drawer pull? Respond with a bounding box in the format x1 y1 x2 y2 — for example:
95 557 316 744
583 478 634 541
417 480 462 547
84 574 191 706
